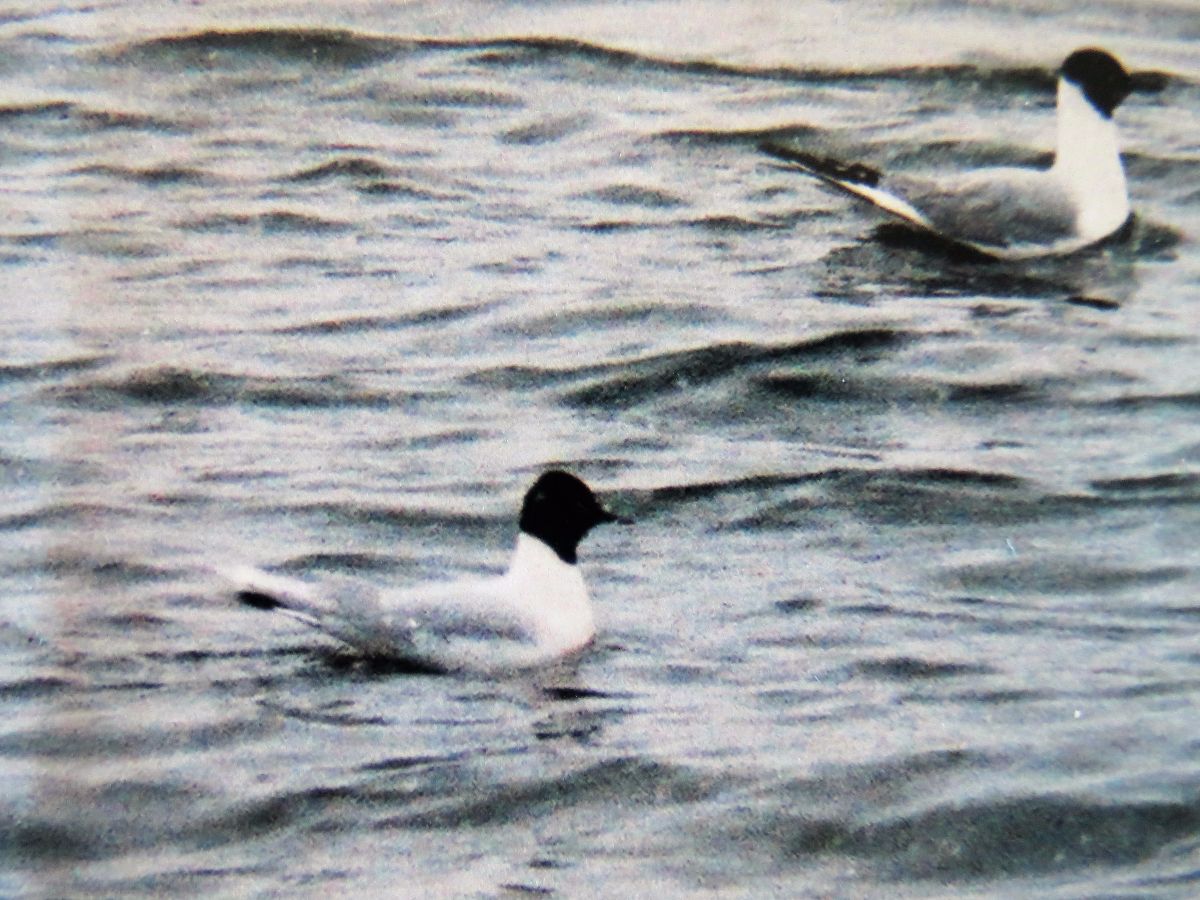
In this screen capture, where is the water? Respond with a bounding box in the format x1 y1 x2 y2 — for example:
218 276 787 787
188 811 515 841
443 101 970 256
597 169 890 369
2 1 1199 896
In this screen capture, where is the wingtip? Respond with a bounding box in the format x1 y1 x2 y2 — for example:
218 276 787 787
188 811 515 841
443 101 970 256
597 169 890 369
213 563 303 611
758 140 883 188
237 589 283 611
757 138 808 165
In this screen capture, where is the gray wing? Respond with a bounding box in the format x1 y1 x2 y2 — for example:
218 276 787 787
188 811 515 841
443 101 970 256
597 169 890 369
887 168 1078 250
325 576 537 655
372 580 558 672
228 565 540 668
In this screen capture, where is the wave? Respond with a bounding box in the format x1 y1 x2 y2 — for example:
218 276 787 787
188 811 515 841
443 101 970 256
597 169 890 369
578 184 685 208
102 28 416 69
725 790 1200 880
258 502 499 538
851 656 994 681
180 211 352 235
0 754 714 867
0 99 183 132
499 113 591 145
376 756 716 830
615 464 1200 532
42 553 177 584
0 355 108 384
1092 391 1200 411
48 366 414 410
463 325 1197 418
69 163 215 186
269 304 478 336
468 328 911 408
284 157 398 182
1091 472 1200 499
641 472 826 506
275 552 404 574
943 557 1192 596
0 674 78 701
0 99 74 120
101 28 1186 92
0 715 270 762
0 501 137 532
691 748 1200 882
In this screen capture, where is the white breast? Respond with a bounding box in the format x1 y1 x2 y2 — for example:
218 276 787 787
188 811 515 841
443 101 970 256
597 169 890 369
1052 78 1130 242
502 534 596 656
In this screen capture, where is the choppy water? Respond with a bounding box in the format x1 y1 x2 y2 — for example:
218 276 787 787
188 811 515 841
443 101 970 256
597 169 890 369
2 1 1199 896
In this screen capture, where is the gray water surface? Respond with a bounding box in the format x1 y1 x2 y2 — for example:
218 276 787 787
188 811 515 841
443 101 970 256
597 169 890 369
2 1 1199 896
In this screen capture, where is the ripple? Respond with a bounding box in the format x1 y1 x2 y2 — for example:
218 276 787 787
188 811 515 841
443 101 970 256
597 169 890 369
0 501 136 531
180 211 351 235
752 793 1200 879
852 656 993 681
0 674 77 701
580 184 686 208
0 778 215 865
944 558 1192 595
70 163 215 186
285 156 397 182
379 757 718 829
0 355 108 384
1091 472 1200 502
269 305 477 335
49 366 408 410
706 749 1200 881
735 466 1038 529
104 28 414 69
0 716 270 761
0 100 183 133
554 329 910 410
499 114 591 145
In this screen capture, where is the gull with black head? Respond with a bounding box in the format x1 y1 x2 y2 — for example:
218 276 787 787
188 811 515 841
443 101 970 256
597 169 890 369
761 48 1135 259
226 470 623 673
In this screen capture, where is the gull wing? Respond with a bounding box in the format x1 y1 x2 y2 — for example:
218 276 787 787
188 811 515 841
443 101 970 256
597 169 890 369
888 168 1078 252
759 142 935 230
761 141 1081 257
225 565 539 669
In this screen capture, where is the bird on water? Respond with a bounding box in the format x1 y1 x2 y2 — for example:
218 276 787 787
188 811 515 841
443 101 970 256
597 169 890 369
227 470 623 673
761 48 1135 259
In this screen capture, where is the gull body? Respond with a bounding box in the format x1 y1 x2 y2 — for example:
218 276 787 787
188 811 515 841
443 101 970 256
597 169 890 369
762 48 1135 259
227 471 621 673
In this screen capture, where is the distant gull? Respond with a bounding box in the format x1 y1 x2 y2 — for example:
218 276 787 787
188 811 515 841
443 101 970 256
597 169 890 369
225 470 624 673
761 48 1135 259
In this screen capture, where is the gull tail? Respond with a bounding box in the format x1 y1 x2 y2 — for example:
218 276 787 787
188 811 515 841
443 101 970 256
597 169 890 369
758 140 933 230
221 564 394 657
223 564 329 631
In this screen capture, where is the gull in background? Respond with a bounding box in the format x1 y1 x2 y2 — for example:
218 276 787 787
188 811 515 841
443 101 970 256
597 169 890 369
761 48 1135 259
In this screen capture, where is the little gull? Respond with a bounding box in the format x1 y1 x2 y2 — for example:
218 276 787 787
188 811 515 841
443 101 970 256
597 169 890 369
225 470 623 673
761 48 1134 259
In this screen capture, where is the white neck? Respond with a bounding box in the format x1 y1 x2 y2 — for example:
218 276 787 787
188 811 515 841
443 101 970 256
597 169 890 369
506 533 594 652
1052 78 1129 241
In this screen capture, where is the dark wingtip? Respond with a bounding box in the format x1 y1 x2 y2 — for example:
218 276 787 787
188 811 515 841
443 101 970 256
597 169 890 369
758 140 883 187
237 589 282 611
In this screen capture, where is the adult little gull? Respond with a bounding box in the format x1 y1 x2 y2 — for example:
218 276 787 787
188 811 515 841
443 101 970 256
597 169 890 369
225 470 624 673
761 48 1134 259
